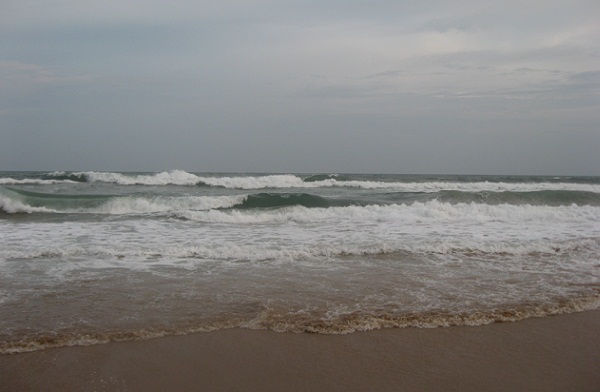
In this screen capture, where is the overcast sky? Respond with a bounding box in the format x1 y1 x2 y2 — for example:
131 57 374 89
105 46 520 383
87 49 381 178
1 0 599 174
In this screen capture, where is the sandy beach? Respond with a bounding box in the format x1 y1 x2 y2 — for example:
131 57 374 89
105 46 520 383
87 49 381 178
1 310 598 392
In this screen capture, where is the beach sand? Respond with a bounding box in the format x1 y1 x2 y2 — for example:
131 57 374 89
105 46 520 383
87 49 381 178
1 310 598 392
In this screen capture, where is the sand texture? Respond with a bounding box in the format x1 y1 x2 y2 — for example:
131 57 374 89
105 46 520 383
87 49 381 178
1 310 599 392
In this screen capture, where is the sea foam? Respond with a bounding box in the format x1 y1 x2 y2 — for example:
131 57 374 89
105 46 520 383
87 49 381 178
37 171 600 192
175 201 600 225
0 195 55 214
0 178 77 185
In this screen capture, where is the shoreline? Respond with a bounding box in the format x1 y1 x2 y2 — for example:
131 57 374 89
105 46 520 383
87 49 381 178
1 310 598 391
2 294 599 355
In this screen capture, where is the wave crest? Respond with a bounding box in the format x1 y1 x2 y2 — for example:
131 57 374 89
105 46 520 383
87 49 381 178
33 171 600 192
0 178 77 185
0 195 54 214
0 189 247 215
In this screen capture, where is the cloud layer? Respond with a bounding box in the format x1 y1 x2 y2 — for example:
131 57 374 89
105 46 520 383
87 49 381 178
1 1 599 173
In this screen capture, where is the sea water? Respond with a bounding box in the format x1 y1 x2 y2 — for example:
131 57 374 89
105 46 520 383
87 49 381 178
1 171 599 353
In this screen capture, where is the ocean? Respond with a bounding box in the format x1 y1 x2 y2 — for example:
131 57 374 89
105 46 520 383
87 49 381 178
1 171 599 353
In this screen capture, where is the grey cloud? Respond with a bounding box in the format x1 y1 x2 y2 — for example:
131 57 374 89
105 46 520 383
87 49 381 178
1 0 599 174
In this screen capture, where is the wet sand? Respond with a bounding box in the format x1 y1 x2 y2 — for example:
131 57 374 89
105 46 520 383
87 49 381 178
1 310 599 392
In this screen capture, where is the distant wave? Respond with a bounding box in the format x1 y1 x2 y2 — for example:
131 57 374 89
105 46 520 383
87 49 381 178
0 178 78 185
392 189 600 206
29 170 600 192
42 171 88 182
52 170 201 186
303 173 352 182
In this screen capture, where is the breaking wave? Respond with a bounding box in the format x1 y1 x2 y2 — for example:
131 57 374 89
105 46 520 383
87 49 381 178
21 170 600 192
0 188 356 215
0 178 78 185
3 177 600 218
3 185 600 219
42 171 88 182
303 173 352 182
175 201 600 225
0 196 54 214
0 187 246 215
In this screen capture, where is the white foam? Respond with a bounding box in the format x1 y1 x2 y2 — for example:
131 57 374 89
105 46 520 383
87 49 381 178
191 176 600 192
76 170 201 185
0 189 247 215
317 180 600 193
41 171 600 192
0 195 55 213
3 236 599 268
0 178 76 185
196 174 307 188
175 201 600 225
2 201 599 265
76 171 308 188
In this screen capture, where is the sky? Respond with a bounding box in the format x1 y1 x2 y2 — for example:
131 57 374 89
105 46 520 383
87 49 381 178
1 0 599 174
